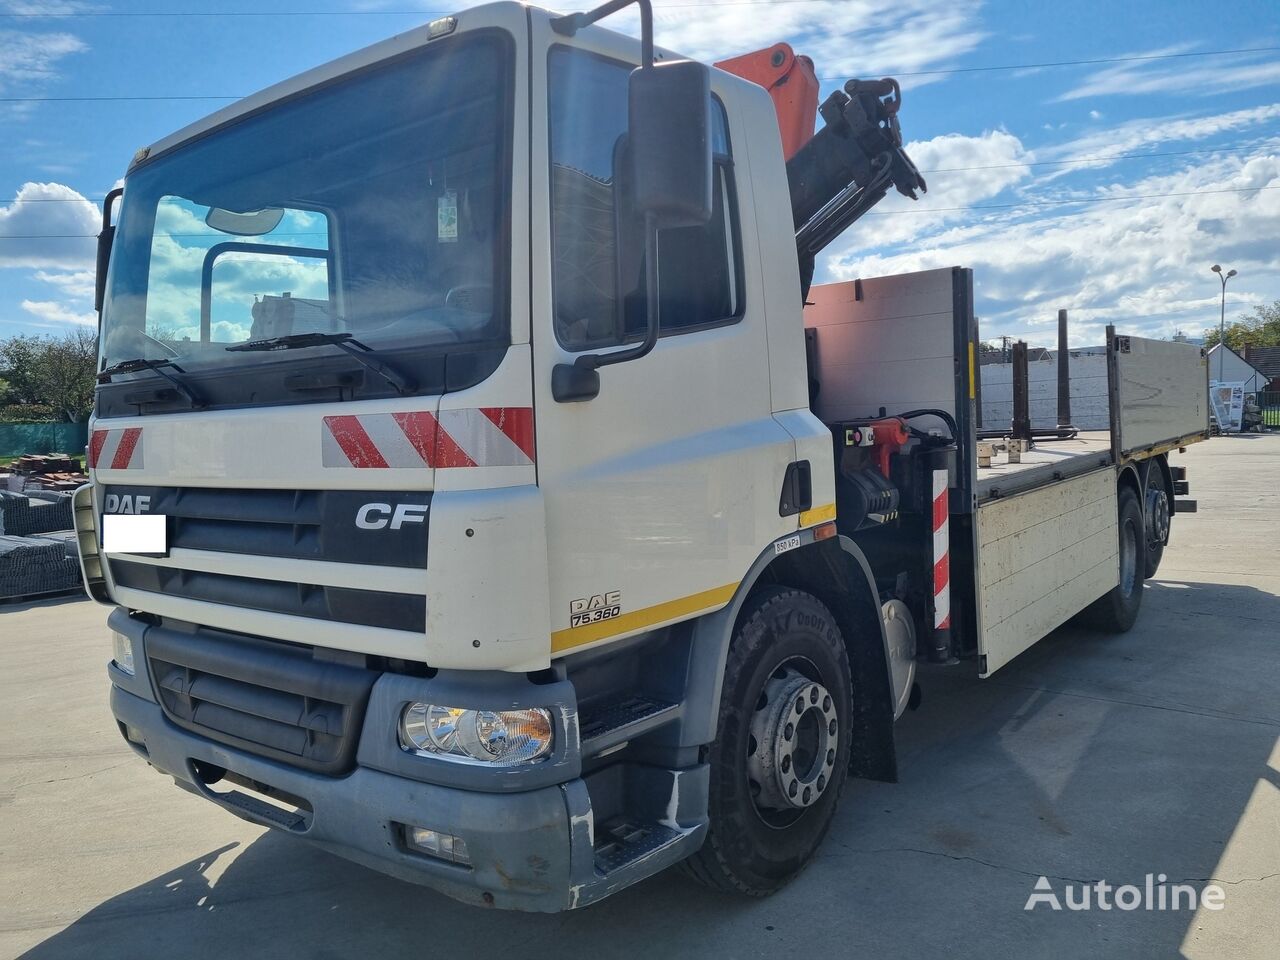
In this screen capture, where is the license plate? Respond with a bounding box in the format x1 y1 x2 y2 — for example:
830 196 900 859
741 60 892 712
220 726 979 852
774 534 802 555
101 514 168 555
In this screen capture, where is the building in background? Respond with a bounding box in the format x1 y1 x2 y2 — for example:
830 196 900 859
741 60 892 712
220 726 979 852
1240 346 1280 392
1206 344 1268 392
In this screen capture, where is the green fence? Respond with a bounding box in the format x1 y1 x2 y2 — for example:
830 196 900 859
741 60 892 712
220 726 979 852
1259 392 1280 428
0 422 89 461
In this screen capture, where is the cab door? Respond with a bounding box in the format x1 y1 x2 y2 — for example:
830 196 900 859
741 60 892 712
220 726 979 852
529 20 798 658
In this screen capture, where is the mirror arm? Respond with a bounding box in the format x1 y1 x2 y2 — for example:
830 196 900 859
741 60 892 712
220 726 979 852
551 0 654 67
94 187 124 315
552 213 660 403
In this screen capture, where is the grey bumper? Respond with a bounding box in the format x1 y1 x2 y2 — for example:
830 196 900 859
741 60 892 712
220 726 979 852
112 685 580 911
106 610 706 912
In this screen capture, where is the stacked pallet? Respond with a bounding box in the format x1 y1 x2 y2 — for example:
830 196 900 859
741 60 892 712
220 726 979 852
0 492 82 599
11 453 80 474
8 453 88 493
25 472 85 492
0 491 73 537
0 534 82 599
30 530 79 559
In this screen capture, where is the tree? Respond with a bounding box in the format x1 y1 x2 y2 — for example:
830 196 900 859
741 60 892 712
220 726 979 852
0 329 99 423
1203 300 1280 351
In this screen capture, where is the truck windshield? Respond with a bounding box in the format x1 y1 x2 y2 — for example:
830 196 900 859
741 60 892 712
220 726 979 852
98 29 513 415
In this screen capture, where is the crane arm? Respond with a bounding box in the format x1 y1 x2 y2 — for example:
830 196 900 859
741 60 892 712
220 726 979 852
718 49 927 300
714 44 821 161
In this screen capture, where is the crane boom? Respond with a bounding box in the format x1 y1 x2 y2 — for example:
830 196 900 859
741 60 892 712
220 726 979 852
714 44 820 161
718 47 927 299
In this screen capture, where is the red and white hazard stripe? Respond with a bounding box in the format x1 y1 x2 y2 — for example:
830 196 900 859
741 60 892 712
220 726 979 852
932 467 950 632
88 427 144 470
322 407 534 469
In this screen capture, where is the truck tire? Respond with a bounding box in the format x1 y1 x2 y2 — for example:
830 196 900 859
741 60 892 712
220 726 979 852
1142 461 1170 578
1083 486 1146 633
682 587 852 896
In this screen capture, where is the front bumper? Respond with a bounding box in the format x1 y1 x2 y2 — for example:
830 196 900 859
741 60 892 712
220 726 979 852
107 611 706 912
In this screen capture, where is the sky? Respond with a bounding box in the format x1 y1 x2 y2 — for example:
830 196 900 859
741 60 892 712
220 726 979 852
0 0 1277 348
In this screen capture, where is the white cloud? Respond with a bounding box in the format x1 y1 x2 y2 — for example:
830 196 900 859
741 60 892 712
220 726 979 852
825 150 1280 345
1042 104 1280 177
650 0 987 81
1059 47 1280 101
0 28 85 91
20 298 95 327
1 2 101 14
834 129 1031 248
32 267 94 300
0 181 97 269
363 0 987 81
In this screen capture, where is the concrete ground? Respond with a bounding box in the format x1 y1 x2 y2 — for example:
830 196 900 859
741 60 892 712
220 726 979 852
1 436 1276 960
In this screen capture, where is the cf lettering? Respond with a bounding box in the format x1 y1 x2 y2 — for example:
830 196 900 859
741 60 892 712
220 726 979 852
356 503 391 530
390 503 429 530
355 503 428 530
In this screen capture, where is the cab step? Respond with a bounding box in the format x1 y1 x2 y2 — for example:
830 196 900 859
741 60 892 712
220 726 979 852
578 694 680 757
592 816 684 875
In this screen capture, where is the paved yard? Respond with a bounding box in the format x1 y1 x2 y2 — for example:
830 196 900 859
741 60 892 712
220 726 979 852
1 436 1277 959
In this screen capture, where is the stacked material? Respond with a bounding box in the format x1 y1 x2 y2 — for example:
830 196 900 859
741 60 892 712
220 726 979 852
30 530 80 560
11 453 80 474
8 453 88 492
0 491 73 537
27 473 86 492
0 533 82 599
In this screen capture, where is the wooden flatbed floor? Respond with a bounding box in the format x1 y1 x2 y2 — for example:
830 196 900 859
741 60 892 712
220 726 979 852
975 430 1114 502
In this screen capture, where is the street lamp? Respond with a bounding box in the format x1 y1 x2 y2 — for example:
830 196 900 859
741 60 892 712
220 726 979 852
1211 264 1237 381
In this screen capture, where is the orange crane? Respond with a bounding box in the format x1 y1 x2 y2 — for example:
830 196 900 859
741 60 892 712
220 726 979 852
718 43 926 298
715 43 821 160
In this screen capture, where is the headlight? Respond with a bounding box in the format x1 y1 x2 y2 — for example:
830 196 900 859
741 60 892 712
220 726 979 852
400 702 553 764
112 631 134 675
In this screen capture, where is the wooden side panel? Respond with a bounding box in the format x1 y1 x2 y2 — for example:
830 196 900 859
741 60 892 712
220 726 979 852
805 268 960 425
976 469 1118 676
1114 335 1209 455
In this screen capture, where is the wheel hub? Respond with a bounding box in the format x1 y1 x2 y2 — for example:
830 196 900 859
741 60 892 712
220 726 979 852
747 667 839 811
1145 487 1169 546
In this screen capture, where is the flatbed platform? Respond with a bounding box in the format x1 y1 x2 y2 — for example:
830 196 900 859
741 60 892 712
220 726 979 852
974 431 1113 502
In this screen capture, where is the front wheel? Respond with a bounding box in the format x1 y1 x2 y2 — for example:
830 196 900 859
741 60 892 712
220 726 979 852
682 587 852 896
1082 486 1146 633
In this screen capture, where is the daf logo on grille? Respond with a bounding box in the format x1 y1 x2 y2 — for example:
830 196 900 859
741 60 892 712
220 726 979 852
104 494 151 514
355 502 428 530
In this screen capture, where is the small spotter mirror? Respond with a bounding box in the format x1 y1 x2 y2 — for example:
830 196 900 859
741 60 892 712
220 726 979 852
205 206 285 236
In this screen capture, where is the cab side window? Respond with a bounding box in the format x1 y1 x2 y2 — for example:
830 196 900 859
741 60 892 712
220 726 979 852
549 48 742 350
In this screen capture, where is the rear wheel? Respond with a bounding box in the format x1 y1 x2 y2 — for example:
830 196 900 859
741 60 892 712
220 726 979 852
1083 486 1146 633
682 587 852 896
1142 462 1170 578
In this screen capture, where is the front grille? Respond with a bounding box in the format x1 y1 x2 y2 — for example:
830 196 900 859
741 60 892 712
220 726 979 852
101 485 431 568
101 484 430 635
112 559 425 632
148 623 378 775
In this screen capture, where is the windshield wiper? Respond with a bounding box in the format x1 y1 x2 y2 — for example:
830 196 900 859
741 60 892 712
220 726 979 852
227 332 417 395
97 357 204 409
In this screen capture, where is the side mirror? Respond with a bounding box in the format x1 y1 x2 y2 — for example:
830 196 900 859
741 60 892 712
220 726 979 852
549 1 714 403
627 60 713 229
95 187 124 315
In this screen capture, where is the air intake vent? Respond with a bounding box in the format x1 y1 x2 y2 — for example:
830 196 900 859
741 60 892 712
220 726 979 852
147 625 377 775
